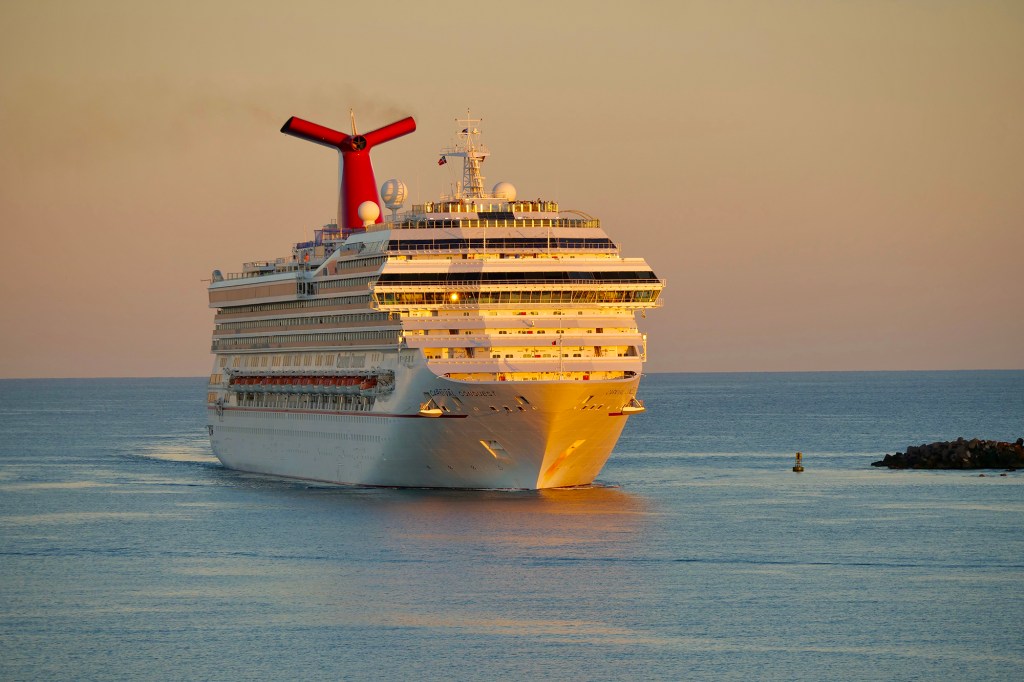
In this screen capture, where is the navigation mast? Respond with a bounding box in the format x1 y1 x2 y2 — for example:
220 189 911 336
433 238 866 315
440 109 490 200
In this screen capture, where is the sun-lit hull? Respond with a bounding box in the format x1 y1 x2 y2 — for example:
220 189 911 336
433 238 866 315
208 374 639 489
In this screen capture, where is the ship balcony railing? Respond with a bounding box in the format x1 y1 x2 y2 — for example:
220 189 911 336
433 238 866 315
426 357 644 374
375 299 665 311
409 201 560 214
392 218 601 230
429 356 642 365
385 245 618 255
213 324 403 338
403 334 645 347
210 339 399 352
374 278 665 289
221 263 315 281
225 368 389 377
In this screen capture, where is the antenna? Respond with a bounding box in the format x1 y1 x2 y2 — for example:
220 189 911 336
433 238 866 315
439 109 489 200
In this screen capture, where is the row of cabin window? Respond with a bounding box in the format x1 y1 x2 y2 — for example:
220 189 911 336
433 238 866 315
213 330 399 351
216 312 392 332
375 289 660 305
332 255 386 270
377 270 657 283
232 392 376 412
221 294 373 315
305 276 378 294
218 351 386 370
423 345 634 360
385 237 616 252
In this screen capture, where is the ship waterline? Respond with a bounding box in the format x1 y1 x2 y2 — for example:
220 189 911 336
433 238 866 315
206 109 663 489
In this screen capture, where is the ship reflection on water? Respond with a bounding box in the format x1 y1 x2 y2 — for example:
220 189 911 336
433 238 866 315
386 485 652 551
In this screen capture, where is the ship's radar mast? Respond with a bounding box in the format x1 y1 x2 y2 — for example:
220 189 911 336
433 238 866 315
440 109 491 200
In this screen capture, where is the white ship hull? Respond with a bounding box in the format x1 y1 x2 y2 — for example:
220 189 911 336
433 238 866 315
208 373 639 489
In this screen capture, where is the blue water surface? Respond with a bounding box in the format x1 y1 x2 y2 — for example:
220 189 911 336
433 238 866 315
1 372 1022 681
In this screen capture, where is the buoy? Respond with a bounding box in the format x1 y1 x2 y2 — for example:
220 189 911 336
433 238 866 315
792 452 805 473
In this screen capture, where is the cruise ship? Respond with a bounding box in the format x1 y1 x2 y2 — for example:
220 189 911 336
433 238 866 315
206 110 664 489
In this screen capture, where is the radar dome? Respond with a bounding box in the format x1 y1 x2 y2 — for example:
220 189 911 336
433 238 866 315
492 181 517 201
357 201 381 226
380 179 408 210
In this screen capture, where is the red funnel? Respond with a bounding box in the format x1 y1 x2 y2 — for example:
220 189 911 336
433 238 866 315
281 115 416 232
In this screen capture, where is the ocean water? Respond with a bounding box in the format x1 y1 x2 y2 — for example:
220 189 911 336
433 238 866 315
0 371 1022 681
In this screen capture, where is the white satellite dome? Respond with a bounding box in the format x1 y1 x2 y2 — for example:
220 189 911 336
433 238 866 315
380 178 408 210
492 181 517 201
357 201 381 226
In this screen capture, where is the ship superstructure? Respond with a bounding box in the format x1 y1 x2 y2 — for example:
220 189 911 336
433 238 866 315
206 110 664 489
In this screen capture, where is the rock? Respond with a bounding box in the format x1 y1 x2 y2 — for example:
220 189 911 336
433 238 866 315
871 437 1024 470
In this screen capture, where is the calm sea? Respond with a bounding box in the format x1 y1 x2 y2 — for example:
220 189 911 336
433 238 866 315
1 371 1022 681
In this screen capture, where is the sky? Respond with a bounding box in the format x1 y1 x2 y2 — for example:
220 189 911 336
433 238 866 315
0 0 1021 377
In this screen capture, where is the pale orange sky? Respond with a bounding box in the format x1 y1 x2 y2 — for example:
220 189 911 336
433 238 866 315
0 0 1021 377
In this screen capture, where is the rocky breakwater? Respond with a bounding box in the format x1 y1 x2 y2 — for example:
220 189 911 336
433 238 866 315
872 437 1024 469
